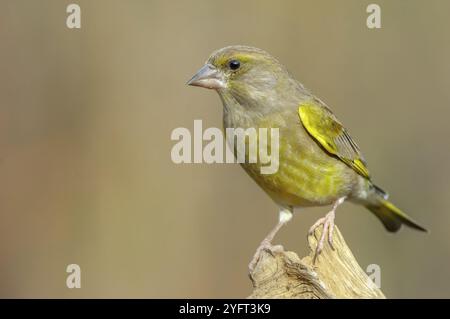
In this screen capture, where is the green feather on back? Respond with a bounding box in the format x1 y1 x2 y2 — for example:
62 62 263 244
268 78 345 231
298 100 371 179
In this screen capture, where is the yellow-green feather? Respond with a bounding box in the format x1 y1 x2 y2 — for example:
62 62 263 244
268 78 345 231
237 112 353 207
298 101 370 179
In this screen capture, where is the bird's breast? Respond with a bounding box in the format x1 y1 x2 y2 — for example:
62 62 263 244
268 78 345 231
224 109 356 207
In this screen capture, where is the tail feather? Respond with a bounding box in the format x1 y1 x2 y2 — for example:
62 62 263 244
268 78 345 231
365 186 427 233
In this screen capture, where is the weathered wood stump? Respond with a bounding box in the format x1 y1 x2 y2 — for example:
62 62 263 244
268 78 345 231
248 226 385 299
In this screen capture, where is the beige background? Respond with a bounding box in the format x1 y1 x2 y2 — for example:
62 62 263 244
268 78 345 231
0 0 449 298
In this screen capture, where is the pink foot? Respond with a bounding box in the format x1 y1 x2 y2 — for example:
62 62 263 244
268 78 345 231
308 210 335 264
248 239 284 272
308 197 345 264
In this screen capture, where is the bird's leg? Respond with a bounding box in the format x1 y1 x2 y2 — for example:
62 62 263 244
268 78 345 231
308 196 346 264
248 207 293 272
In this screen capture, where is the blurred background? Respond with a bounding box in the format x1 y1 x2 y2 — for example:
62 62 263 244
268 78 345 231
0 0 449 298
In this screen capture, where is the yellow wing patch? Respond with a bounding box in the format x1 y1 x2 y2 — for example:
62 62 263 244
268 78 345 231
298 101 371 179
341 158 370 180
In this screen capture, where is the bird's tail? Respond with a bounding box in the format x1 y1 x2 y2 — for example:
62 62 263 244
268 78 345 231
365 185 427 232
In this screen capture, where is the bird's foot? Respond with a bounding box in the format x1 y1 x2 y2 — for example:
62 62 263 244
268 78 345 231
248 239 284 273
308 209 336 264
308 196 345 264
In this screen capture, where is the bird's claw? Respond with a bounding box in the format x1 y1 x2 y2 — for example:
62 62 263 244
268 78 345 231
308 210 336 264
248 240 284 273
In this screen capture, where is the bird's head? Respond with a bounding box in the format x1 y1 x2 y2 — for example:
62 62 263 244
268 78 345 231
188 46 295 107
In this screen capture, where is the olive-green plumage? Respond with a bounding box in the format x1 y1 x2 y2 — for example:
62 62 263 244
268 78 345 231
189 45 426 233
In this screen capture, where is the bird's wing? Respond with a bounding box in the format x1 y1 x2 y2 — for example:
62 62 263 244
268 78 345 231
298 100 371 179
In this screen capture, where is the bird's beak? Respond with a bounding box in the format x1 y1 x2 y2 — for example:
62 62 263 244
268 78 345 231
187 64 225 90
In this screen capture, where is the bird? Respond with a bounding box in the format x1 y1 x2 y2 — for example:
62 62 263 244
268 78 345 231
187 45 426 270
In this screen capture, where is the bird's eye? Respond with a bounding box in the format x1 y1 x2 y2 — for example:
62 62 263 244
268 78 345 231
228 60 240 70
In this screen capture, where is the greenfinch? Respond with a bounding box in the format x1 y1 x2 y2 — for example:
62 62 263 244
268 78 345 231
188 45 426 269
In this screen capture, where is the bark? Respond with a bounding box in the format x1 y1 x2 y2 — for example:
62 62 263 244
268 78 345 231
248 226 385 299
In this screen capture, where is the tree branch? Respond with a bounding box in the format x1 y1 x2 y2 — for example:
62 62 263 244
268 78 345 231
248 226 385 299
